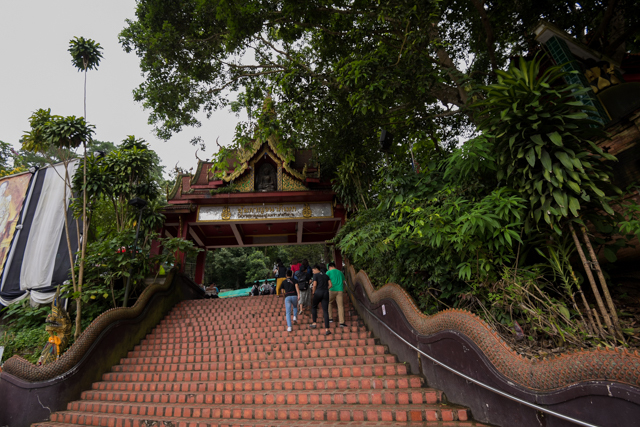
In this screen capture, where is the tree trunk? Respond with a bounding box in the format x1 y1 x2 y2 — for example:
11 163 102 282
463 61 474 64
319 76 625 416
62 161 77 294
579 225 624 341
75 142 89 340
569 222 613 334
75 65 90 340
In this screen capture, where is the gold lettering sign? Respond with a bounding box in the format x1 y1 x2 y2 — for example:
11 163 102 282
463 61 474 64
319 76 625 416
221 206 231 220
198 202 333 222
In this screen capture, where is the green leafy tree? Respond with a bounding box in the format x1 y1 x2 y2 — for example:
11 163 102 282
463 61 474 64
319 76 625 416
119 0 640 201
208 248 250 289
68 36 103 333
22 108 95 339
68 36 103 120
0 141 14 172
245 251 272 282
336 56 640 346
74 136 163 233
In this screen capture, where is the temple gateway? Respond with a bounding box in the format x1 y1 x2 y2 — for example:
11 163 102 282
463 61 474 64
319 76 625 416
157 136 346 284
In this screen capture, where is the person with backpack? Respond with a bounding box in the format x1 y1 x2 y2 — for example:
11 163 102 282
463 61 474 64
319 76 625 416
308 263 333 335
279 269 300 332
296 259 312 315
250 281 260 296
326 262 347 326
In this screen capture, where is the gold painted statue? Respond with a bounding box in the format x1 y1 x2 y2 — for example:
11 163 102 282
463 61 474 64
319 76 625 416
37 287 72 365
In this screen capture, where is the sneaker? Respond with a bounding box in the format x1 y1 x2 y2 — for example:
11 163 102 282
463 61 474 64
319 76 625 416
308 324 317 329
293 316 297 322
325 330 332 336
339 323 347 327
287 327 292 332
329 320 334 323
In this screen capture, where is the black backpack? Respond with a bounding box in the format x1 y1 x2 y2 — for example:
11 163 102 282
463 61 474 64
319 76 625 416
296 267 311 291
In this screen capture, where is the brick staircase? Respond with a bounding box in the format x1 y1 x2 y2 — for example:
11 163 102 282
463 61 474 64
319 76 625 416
35 295 489 426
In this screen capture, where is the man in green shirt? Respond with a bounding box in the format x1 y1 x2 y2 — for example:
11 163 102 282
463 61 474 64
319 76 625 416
326 262 347 327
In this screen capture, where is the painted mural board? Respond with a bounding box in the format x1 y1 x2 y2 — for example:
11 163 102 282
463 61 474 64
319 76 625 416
0 173 31 273
197 202 333 222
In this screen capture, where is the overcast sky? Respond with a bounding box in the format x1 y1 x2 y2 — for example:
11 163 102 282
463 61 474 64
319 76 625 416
0 1 242 176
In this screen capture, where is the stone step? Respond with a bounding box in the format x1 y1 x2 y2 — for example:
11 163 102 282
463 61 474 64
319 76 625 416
36 293 483 427
80 387 444 406
158 313 359 324
92 374 424 393
36 416 490 427
138 330 372 346
126 343 388 359
54 403 472 423
119 353 396 368
151 322 362 334
133 338 378 352
105 362 409 381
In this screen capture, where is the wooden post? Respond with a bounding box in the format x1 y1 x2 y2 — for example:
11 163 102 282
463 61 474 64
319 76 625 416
194 249 207 285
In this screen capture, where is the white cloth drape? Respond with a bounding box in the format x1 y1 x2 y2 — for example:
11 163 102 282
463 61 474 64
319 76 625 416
20 161 77 295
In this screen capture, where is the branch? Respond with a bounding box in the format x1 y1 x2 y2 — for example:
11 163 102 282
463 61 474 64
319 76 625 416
604 23 640 56
394 20 411 66
222 62 284 70
587 0 619 48
205 70 281 94
469 0 498 72
568 2 586 43
429 26 469 105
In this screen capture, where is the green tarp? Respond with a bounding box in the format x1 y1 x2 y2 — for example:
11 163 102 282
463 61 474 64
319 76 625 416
218 279 276 298
218 287 252 298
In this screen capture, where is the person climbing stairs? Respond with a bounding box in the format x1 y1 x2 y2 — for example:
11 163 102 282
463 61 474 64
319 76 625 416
33 295 489 426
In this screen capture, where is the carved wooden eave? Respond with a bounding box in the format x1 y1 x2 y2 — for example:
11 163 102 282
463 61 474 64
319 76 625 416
165 136 328 204
221 136 305 184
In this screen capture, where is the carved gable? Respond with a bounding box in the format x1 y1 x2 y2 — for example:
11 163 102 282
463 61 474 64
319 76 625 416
222 137 307 193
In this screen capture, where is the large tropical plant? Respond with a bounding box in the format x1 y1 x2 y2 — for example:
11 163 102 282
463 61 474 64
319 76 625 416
473 56 625 340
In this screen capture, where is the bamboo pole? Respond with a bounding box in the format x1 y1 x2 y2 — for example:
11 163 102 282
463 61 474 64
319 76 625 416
569 222 613 333
580 225 624 341
569 266 599 336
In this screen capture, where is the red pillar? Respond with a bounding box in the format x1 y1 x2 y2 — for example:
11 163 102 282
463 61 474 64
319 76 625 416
178 218 189 272
194 249 207 285
150 229 163 257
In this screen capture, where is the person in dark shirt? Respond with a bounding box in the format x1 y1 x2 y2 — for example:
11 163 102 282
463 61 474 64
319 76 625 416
250 281 260 296
296 259 313 315
308 263 333 335
280 269 300 332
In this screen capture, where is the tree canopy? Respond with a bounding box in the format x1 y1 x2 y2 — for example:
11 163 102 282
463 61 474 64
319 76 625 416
120 0 640 178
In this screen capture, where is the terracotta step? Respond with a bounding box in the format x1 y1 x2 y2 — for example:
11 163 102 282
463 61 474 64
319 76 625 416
56 403 472 423
105 362 409 381
158 314 359 324
152 321 362 334
144 325 368 338
37 294 484 427
133 338 378 352
126 343 389 359
119 353 396 368
137 331 372 347
36 416 490 427
81 387 444 406
92 374 424 393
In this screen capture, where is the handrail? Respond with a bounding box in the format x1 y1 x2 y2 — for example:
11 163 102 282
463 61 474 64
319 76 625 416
349 281 600 427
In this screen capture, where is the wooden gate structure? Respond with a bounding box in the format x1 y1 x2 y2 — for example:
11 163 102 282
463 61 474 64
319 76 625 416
156 136 346 284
